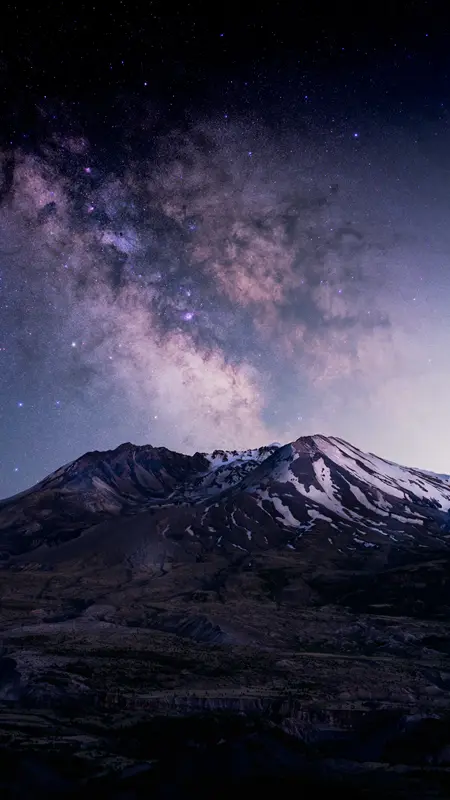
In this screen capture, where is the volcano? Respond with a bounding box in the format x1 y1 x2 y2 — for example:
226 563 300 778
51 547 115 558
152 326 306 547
1 434 450 568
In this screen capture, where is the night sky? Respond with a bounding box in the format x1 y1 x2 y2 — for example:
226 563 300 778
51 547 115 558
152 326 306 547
1 3 450 498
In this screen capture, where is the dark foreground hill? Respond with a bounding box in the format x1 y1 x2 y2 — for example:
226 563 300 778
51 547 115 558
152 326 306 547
2 435 450 797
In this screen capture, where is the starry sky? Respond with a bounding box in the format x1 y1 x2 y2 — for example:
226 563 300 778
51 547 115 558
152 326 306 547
1 3 450 498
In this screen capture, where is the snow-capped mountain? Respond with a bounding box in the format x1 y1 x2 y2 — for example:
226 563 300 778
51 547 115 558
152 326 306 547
1 434 450 565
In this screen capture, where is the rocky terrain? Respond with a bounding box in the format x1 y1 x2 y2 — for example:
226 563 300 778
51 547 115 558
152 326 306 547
2 434 450 797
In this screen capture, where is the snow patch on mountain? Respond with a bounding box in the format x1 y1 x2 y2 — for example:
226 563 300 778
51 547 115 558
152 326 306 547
204 445 278 471
324 437 450 511
291 470 353 522
347 483 389 516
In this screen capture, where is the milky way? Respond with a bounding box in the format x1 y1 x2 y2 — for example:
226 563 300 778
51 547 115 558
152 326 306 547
1 109 450 497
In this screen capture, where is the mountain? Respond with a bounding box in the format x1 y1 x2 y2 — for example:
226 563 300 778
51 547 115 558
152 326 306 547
3 435 450 798
1 434 450 567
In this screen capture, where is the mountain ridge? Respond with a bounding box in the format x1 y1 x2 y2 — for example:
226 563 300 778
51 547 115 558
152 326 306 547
1 433 450 566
